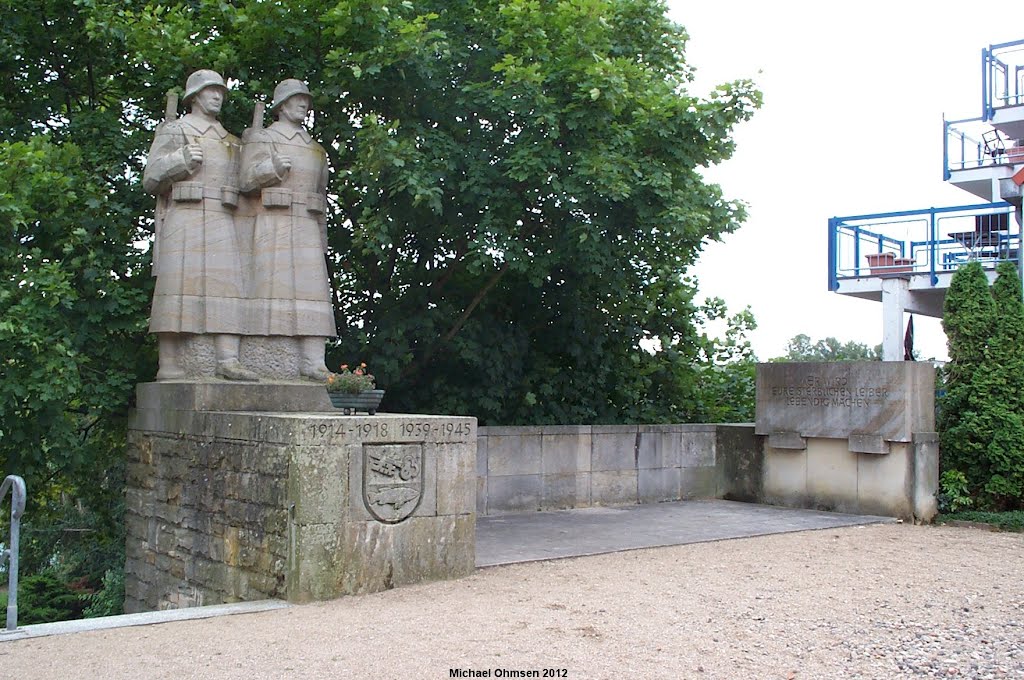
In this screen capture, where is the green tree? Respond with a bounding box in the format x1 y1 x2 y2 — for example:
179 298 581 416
316 0 760 424
942 261 996 384
79 0 758 424
688 302 758 423
939 261 995 500
2 0 759 615
939 260 1024 510
972 261 1024 507
0 0 158 593
775 334 881 362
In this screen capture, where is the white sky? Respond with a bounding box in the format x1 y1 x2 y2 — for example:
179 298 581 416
665 0 1020 361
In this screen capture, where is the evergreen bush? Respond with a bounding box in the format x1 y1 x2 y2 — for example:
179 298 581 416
939 260 1024 510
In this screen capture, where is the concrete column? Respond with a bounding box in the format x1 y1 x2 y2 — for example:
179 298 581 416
881 277 908 361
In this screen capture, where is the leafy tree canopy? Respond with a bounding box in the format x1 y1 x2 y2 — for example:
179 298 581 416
6 0 756 426
1 0 759 591
774 334 881 362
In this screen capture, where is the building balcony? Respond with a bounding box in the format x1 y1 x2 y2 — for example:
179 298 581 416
943 117 1022 202
983 39 1024 135
944 41 1024 203
828 203 1019 317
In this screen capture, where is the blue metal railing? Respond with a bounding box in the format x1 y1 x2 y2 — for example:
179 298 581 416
983 39 1024 120
942 117 1024 180
828 203 1019 291
1 475 26 633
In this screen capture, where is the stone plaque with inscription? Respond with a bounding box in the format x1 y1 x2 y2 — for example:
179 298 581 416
755 362 935 443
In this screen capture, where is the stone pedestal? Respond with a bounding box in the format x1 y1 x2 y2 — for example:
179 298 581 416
754 362 938 521
125 384 476 612
174 336 319 380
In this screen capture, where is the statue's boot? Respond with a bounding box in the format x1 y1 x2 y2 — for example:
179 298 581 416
214 334 259 382
156 334 186 381
299 336 331 381
156 364 186 381
216 358 260 382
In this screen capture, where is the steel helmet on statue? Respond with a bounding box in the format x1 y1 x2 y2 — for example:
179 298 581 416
270 79 312 112
183 69 228 105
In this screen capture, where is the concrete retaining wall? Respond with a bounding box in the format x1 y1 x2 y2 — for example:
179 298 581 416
476 422 936 521
762 433 938 519
754 361 939 521
476 424 760 515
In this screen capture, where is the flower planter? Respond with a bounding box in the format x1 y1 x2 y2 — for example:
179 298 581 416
865 252 895 275
328 389 385 415
891 257 915 273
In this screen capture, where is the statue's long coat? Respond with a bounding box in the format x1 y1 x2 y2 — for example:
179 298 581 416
143 114 248 335
239 122 334 338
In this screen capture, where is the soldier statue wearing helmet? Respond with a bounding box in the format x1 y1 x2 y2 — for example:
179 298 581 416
240 78 334 380
143 69 260 381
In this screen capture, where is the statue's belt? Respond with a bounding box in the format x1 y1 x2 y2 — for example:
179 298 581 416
168 183 324 214
260 188 325 214
171 181 239 208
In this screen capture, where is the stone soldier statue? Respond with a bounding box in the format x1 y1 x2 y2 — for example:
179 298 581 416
143 69 258 381
240 79 333 381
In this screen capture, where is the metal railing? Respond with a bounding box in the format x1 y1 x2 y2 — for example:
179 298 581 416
942 117 1024 179
1 475 26 632
983 40 1024 120
828 203 1019 291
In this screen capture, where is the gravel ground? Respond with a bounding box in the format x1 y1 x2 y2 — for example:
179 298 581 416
1 523 1022 679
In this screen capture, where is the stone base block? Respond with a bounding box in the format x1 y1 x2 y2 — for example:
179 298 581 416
761 434 938 521
125 403 476 611
176 335 305 380
136 381 335 413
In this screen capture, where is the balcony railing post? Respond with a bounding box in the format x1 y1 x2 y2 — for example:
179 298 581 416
853 224 861 278
929 209 938 285
1003 60 1010 108
983 46 990 120
828 218 839 290
943 118 950 181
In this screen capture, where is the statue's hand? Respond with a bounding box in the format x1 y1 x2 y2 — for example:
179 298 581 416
184 143 204 167
273 153 293 178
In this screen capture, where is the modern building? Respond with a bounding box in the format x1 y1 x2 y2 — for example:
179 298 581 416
828 39 1024 360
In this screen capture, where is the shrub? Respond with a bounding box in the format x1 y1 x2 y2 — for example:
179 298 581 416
0 572 87 625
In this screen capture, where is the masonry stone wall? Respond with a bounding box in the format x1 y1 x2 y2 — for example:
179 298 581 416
125 429 290 612
126 401 476 613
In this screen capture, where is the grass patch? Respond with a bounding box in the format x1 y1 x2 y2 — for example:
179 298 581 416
939 510 1024 532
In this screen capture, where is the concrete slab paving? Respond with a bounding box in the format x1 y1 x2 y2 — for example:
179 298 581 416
475 498 896 567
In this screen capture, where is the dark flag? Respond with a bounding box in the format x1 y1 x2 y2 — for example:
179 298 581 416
903 314 915 361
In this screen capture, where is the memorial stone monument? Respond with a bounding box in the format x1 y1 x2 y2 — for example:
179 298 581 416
125 72 476 612
754 361 938 520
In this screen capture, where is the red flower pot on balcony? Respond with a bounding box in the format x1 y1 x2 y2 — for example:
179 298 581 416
865 252 895 274
891 257 914 273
